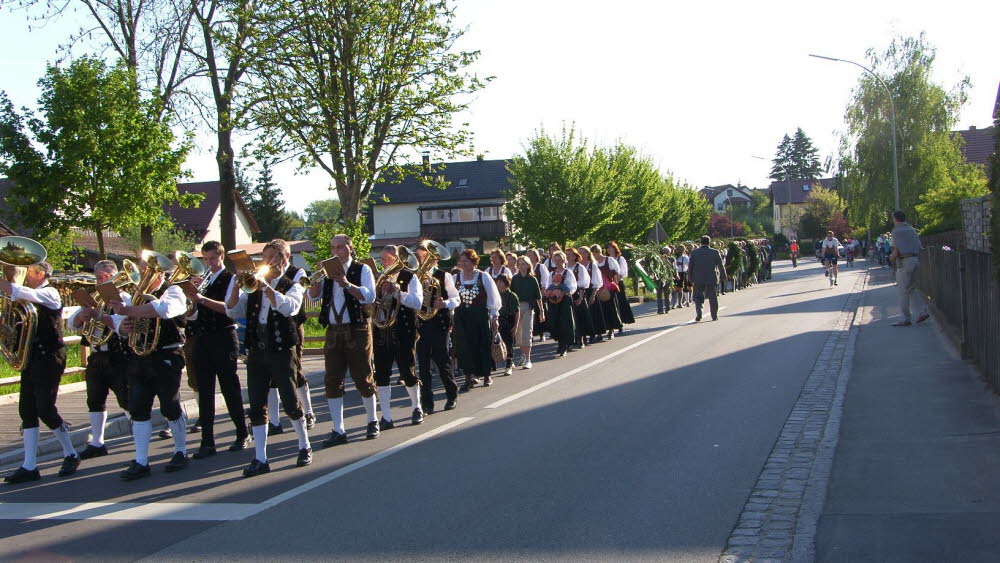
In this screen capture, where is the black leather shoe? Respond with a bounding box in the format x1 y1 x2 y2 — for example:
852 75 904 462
190 420 202 433
366 421 380 440
322 431 348 448
379 417 395 430
305 413 316 430
58 455 80 477
229 434 250 452
158 427 172 440
164 451 189 473
5 466 41 484
412 409 424 425
267 423 284 436
444 399 457 411
296 448 312 467
192 446 217 459
712 316 719 321
78 444 109 460
484 375 493 386
120 461 151 481
243 458 270 478
423 405 435 416
695 315 702 322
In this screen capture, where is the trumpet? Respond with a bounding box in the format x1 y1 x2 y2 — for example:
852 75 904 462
229 250 271 293
0 236 46 370
82 259 140 347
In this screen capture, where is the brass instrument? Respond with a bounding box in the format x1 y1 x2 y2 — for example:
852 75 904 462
372 247 417 330
229 250 271 294
82 259 140 347
0 236 46 371
414 240 451 321
126 250 174 357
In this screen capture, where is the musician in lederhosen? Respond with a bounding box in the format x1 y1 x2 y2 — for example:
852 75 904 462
413 240 460 414
308 234 381 446
183 241 249 459
265 263 316 435
226 239 312 476
564 248 592 350
578 246 606 343
544 251 577 357
526 249 550 342
112 257 191 481
591 244 623 340
373 245 424 428
2 261 80 483
606 241 635 332
69 260 131 461
453 249 501 391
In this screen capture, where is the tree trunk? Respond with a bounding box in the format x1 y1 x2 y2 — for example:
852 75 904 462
217 129 238 253
96 228 107 260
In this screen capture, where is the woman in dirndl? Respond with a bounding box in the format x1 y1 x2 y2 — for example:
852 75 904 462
453 249 501 391
565 247 592 349
591 244 623 340
545 250 577 357
578 245 606 343
606 241 635 332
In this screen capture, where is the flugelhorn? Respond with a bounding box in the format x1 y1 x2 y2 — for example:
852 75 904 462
413 240 450 321
0 236 46 370
229 250 270 293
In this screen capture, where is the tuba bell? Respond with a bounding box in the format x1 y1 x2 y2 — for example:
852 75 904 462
414 240 451 321
0 236 47 371
372 246 417 330
82 259 140 347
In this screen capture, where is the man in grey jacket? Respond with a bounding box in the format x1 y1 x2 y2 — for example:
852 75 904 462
688 236 727 321
890 210 930 326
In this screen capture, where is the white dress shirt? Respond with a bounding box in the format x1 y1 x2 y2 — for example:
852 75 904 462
616 256 629 279
226 275 304 322
68 291 130 352
585 261 603 289
548 268 578 295
9 281 61 311
110 283 188 348
438 268 461 310
532 261 551 289
569 262 590 291
318 257 376 325
397 273 424 310
487 265 512 279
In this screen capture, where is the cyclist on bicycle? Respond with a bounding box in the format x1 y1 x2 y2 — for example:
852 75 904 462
821 231 841 285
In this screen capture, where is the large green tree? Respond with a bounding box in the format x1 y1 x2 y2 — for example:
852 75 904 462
0 57 197 258
305 199 343 225
591 143 672 245
839 34 988 231
770 128 822 180
506 126 619 247
676 186 712 241
246 0 489 223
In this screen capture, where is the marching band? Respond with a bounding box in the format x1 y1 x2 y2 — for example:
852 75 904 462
0 233 772 484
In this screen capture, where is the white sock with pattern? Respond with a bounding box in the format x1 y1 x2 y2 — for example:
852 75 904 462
22 427 39 470
90 411 108 447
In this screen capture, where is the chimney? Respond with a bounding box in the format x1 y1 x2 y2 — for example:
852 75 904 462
422 151 430 173
970 125 977 130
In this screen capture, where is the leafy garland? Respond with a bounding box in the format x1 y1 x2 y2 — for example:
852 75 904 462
746 242 761 280
630 243 671 284
725 241 743 279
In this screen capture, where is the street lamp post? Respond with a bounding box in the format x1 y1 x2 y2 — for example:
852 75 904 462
809 53 900 212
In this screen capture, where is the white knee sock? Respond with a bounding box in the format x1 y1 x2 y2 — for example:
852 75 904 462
133 420 152 466
90 411 108 447
52 423 77 458
296 383 314 416
362 394 378 423
22 427 39 470
327 398 345 434
406 384 421 410
251 424 268 463
377 385 393 422
168 418 187 454
267 388 280 424
290 418 310 451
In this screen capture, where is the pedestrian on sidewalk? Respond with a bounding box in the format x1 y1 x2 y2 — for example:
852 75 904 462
688 236 727 322
890 211 930 327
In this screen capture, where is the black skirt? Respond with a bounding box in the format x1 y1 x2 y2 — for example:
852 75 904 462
601 291 623 331
616 288 635 325
571 290 593 344
589 291 606 336
453 304 493 377
546 297 576 348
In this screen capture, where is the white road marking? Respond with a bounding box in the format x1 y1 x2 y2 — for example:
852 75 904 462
484 308 727 410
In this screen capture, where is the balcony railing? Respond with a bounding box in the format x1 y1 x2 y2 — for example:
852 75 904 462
420 220 510 240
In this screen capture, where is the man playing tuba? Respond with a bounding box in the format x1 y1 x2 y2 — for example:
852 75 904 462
1 259 81 484
372 245 424 428
412 240 460 414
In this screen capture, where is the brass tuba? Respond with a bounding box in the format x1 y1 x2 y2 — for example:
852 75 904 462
0 236 47 371
372 246 417 329
127 250 174 357
82 259 140 347
414 240 451 321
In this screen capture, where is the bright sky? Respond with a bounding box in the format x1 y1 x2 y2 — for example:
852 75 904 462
1 0 997 215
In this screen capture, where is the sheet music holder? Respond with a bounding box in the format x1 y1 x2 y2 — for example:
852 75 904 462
96 282 125 304
72 289 100 309
321 256 345 278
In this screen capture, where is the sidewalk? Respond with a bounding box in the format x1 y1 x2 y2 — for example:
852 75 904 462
816 266 1000 561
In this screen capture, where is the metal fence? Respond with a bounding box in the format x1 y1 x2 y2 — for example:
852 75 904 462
917 236 1000 392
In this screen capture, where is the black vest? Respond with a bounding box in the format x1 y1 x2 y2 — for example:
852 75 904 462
245 276 300 353
319 259 369 327
283 266 308 327
31 287 64 357
419 269 452 331
137 284 185 350
375 268 416 336
191 269 236 335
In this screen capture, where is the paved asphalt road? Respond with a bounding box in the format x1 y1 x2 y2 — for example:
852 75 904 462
0 258 863 562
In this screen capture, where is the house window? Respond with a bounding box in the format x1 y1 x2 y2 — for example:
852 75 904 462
481 207 497 219
802 184 810 191
458 178 468 187
727 189 733 196
457 208 476 222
